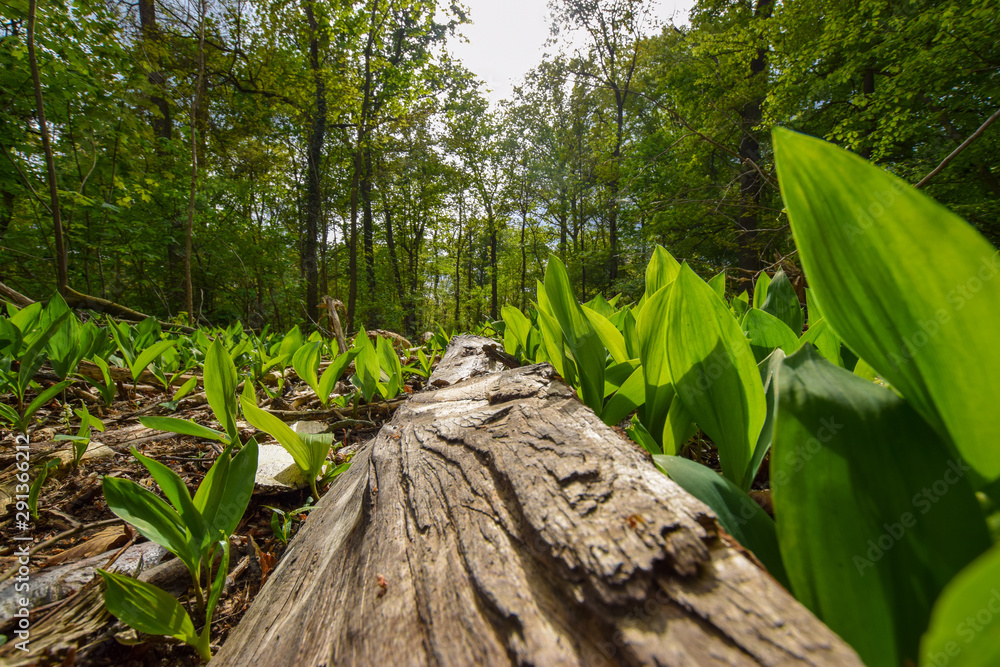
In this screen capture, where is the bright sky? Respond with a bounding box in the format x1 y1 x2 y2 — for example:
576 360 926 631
449 0 695 105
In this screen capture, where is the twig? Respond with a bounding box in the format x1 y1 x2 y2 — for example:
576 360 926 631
915 108 1000 189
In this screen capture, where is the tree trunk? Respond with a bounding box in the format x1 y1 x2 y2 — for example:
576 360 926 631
736 0 775 276
184 0 205 325
216 337 862 667
362 145 378 327
27 0 67 294
302 0 325 326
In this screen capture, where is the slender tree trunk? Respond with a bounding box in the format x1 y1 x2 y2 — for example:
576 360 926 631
737 0 775 276
303 0 326 325
519 207 527 310
184 0 205 324
487 205 498 321
453 196 463 327
28 0 67 294
362 146 378 327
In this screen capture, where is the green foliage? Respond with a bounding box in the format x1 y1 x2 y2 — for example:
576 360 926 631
54 403 106 466
28 460 59 521
100 439 256 660
240 395 341 499
772 346 989 666
774 128 1000 482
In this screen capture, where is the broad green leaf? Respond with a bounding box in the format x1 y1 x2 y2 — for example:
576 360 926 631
667 264 765 489
626 415 660 456
376 337 403 398
742 308 799 363
731 291 750 320
19 312 70 393
140 416 227 441
102 477 198 574
204 339 238 443
654 455 789 589
200 438 258 538
292 341 322 395
797 318 843 367
752 271 771 310
741 349 785 490
635 283 675 445
772 346 990 667
352 330 380 403
0 317 23 357
921 543 1000 667
317 350 358 406
760 270 803 335
240 397 312 475
132 448 205 544
131 340 177 382
582 305 629 365
774 127 1000 481
501 306 532 357
602 365 644 426
544 255 605 415
646 245 682 295
661 395 698 457
205 538 230 628
23 380 72 423
535 306 575 387
98 570 198 645
708 270 726 300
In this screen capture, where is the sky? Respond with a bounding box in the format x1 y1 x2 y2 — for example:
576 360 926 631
448 0 695 105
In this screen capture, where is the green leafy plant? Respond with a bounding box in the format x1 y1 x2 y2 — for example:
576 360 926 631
141 339 237 444
240 394 343 499
28 459 59 520
266 503 314 545
54 403 106 466
108 321 177 393
99 438 258 661
82 356 117 406
291 340 358 406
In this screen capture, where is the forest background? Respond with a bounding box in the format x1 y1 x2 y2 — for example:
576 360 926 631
0 0 996 335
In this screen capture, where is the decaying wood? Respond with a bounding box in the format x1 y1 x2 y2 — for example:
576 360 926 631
320 295 348 354
0 280 33 308
216 336 860 666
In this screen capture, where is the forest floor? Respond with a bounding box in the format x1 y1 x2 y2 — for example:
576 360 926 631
0 370 421 665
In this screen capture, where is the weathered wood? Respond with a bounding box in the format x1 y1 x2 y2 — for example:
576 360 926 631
215 338 861 666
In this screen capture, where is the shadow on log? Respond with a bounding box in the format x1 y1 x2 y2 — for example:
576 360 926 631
216 336 861 666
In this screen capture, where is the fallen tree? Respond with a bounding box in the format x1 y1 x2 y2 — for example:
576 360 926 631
215 336 861 666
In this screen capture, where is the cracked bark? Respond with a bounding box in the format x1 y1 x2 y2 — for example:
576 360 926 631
216 336 861 666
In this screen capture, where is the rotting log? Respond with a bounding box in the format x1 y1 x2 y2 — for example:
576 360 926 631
215 336 861 666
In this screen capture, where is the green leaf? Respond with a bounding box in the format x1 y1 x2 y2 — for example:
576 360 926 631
544 255 605 416
28 460 59 519
667 264 765 489
646 245 682 295
19 312 70 396
635 283 675 446
239 396 314 477
626 414 660 456
741 349 785 490
654 455 789 589
708 270 726 300
98 570 198 645
204 339 238 443
22 380 72 425
131 448 205 546
376 337 403 399
772 346 990 666
102 477 198 574
602 365 644 426
582 305 629 365
752 271 771 310
131 340 177 382
197 438 258 538
291 341 322 396
797 318 843 367
140 416 227 441
774 127 1000 481
742 308 799 363
921 543 1000 667
760 270 803 336
501 306 532 357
